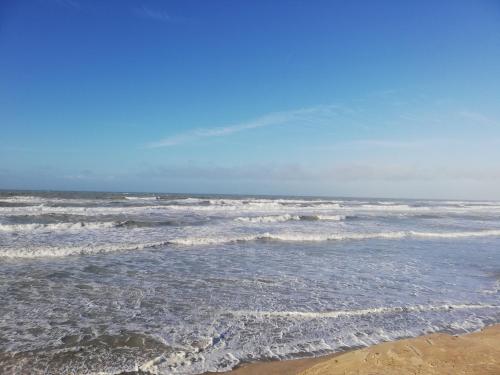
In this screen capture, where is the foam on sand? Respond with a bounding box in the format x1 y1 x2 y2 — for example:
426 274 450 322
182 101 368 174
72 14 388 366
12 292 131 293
225 325 500 375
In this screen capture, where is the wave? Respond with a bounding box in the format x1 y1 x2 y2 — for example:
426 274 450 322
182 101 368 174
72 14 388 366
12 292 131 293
3 228 500 258
0 219 185 233
124 196 159 201
235 214 301 223
3 197 500 217
360 204 428 211
0 205 172 216
0 221 117 233
0 204 339 217
168 228 500 246
0 241 169 258
160 198 343 210
228 303 500 320
234 214 347 223
308 214 347 221
115 220 180 228
409 229 500 238
0 196 48 204
166 232 394 246
0 195 113 206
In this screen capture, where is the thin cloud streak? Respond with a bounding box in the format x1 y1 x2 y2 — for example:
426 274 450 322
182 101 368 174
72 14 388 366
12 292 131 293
457 110 497 126
147 104 340 148
48 0 81 9
134 5 173 23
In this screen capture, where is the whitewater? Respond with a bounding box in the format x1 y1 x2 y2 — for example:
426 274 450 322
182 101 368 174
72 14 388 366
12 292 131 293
0 191 500 374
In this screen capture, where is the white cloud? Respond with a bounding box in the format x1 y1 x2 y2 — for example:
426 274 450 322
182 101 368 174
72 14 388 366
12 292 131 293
134 5 173 22
457 110 497 126
146 104 341 148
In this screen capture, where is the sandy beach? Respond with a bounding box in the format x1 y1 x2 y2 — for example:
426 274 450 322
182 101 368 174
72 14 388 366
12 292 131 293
223 324 500 375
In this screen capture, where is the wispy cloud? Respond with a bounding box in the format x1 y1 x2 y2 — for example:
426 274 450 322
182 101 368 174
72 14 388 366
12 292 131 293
147 104 341 148
457 110 497 126
49 0 80 10
134 5 173 23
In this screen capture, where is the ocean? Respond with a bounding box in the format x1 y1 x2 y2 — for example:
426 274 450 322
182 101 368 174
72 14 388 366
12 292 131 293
0 190 499 374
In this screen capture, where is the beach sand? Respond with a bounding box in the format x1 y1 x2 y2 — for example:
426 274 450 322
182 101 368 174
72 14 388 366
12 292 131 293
221 324 500 375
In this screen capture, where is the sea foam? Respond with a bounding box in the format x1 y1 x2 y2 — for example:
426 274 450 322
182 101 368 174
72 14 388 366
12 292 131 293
3 228 500 258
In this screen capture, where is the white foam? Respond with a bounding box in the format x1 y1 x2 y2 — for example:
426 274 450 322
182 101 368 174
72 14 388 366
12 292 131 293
409 229 500 238
229 303 500 320
235 214 301 223
164 199 342 211
5 228 500 258
234 214 346 223
168 228 500 246
0 196 48 204
0 241 168 258
314 215 346 221
360 204 425 211
0 221 116 233
124 196 159 200
0 195 108 205
0 205 171 216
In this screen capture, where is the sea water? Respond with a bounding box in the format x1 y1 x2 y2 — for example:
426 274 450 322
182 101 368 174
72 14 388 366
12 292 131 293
0 191 499 374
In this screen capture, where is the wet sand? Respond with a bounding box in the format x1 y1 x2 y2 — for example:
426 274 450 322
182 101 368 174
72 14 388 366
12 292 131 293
221 324 500 375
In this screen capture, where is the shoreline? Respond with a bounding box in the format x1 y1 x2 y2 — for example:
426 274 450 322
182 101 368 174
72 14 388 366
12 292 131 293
216 324 500 375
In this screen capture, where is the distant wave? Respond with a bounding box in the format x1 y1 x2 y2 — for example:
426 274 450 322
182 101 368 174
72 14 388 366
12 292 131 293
0 196 49 204
3 196 500 217
360 204 428 211
124 196 159 201
234 214 347 223
0 195 110 206
154 198 344 210
305 214 348 221
0 205 171 216
228 303 500 320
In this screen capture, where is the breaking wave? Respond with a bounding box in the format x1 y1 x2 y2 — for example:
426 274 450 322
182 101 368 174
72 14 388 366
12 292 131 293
228 303 500 320
235 214 300 223
0 241 169 258
0 219 185 233
3 228 500 258
234 214 347 223
124 196 160 201
0 221 117 233
169 228 500 246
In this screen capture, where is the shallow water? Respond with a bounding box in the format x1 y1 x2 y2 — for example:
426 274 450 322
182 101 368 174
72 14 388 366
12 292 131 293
0 191 499 374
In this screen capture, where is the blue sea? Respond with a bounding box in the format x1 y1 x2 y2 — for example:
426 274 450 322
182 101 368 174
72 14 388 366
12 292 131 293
0 191 499 374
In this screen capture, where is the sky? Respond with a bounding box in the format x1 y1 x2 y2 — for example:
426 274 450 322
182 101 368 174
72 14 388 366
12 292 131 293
1 0 500 199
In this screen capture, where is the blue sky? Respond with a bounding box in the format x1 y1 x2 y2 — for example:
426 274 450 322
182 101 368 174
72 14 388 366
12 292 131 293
1 0 500 199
